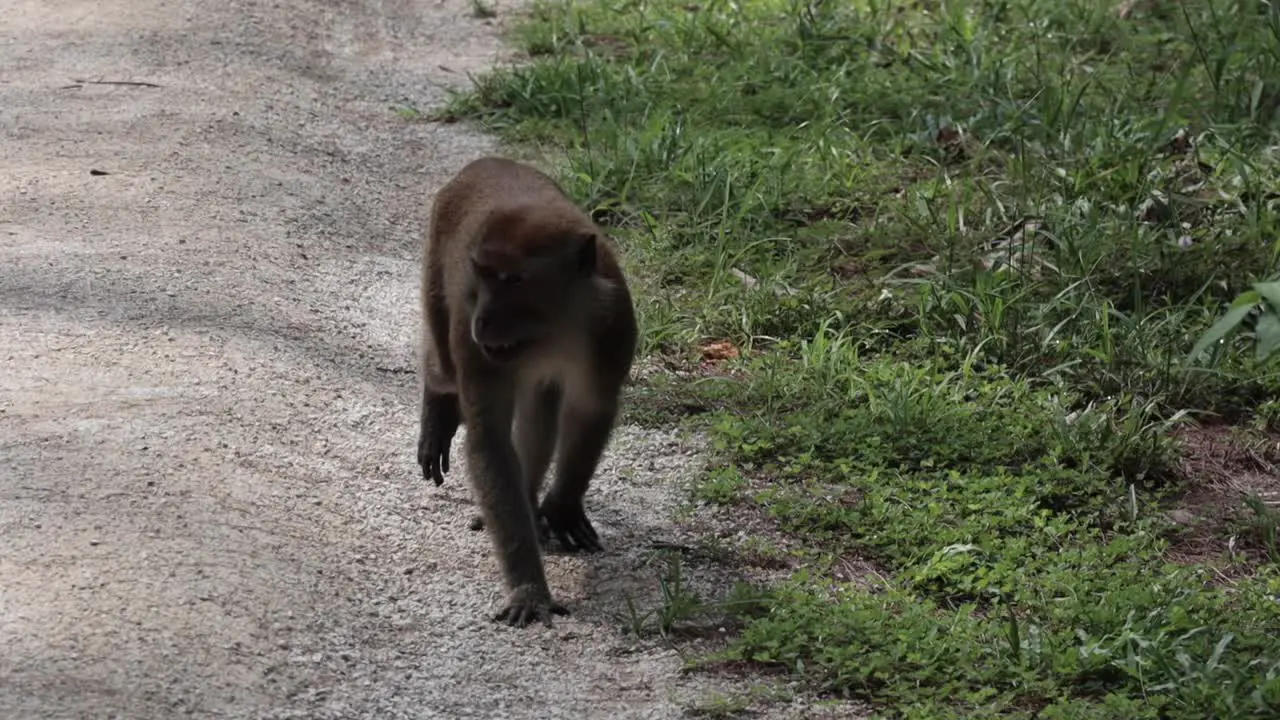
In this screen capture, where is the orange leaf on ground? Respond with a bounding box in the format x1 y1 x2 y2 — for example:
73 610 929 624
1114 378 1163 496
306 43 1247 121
699 341 740 363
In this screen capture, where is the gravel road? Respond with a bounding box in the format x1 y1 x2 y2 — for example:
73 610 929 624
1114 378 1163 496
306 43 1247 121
0 1 775 717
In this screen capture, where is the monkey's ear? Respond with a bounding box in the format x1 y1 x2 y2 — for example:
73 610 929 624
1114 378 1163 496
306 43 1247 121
576 232 598 275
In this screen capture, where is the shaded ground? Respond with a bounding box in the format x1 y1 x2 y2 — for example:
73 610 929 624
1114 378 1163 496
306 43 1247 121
0 1 860 717
1164 423 1280 576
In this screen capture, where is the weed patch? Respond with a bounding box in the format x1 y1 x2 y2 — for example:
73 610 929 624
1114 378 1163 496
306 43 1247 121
440 0 1280 716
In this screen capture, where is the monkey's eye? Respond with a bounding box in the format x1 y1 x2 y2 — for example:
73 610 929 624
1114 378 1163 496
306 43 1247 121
473 260 523 286
473 261 500 282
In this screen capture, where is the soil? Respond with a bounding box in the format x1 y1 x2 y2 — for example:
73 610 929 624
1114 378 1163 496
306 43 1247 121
1164 423 1280 576
0 1 880 718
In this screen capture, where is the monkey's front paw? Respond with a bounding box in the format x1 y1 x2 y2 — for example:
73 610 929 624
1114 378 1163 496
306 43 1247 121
539 497 602 553
493 585 569 628
418 398 460 486
417 431 449 486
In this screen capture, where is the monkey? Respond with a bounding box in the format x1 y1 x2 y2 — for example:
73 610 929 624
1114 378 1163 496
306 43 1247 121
416 156 637 628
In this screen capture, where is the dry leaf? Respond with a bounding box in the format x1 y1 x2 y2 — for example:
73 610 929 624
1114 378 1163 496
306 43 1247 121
700 341 740 363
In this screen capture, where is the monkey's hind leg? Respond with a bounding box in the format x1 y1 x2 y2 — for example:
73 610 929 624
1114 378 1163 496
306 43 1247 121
538 396 618 553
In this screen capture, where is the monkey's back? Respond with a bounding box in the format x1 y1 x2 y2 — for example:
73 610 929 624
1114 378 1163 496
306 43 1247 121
429 156 627 286
422 156 634 389
430 157 573 250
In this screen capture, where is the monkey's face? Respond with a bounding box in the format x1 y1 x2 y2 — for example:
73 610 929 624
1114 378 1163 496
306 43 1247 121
469 235 595 364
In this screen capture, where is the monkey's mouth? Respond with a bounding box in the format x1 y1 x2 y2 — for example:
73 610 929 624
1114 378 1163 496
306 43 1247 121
479 340 528 363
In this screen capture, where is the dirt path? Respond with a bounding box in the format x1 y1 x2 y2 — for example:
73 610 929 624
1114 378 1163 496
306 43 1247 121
0 2 754 717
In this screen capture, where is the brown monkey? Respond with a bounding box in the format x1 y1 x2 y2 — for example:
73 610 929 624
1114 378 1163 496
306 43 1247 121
416 157 637 627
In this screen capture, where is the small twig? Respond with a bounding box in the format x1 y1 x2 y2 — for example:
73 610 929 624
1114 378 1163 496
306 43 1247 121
63 78 163 89
374 366 415 375
648 540 693 553
1210 565 1238 587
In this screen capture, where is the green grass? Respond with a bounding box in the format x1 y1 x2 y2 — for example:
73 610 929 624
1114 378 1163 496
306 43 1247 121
436 0 1280 716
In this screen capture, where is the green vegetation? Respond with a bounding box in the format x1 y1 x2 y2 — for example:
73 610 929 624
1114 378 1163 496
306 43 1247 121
437 0 1280 716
